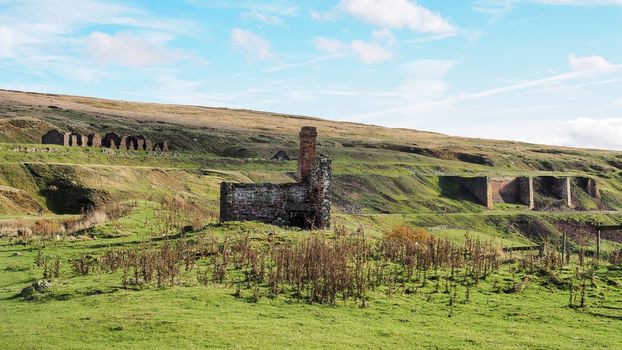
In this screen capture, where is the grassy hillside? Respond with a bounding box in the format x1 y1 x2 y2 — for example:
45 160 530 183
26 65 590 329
3 89 622 215
1 90 622 349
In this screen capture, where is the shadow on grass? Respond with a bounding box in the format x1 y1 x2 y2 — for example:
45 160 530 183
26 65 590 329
586 311 622 321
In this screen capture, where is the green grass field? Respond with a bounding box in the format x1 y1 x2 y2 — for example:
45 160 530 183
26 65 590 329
1 211 621 349
1 90 622 349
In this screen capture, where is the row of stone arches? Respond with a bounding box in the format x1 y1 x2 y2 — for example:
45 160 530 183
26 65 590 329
42 130 169 152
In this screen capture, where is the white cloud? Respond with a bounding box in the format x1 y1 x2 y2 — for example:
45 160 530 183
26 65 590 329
355 54 622 123
569 54 617 73
533 0 622 5
241 11 284 25
0 0 201 81
314 36 392 64
472 0 519 21
231 28 272 60
400 59 456 79
313 37 350 54
265 54 346 73
351 40 392 63
396 60 456 98
372 29 396 46
86 32 184 67
559 118 622 150
0 26 15 57
341 0 457 34
310 8 341 21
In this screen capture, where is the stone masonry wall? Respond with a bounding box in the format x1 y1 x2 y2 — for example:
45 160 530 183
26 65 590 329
220 126 332 230
220 182 310 226
489 177 534 209
536 176 572 208
445 176 492 209
42 129 168 151
309 154 332 229
41 130 66 145
575 177 600 199
444 176 534 209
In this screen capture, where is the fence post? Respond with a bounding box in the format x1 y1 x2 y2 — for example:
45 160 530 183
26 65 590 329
596 229 601 262
561 232 567 267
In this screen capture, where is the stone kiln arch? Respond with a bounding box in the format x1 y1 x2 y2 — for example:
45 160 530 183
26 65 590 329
86 133 101 147
152 140 169 152
101 132 122 149
68 132 86 147
41 130 66 145
126 135 148 151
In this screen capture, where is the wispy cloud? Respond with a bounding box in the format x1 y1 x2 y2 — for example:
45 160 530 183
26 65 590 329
86 32 186 67
558 117 622 150
0 0 200 79
264 54 346 73
472 0 519 21
313 35 393 64
356 54 622 119
231 28 273 60
533 0 622 5
341 0 457 34
569 54 617 72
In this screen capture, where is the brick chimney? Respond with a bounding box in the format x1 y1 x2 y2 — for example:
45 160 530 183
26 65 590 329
297 126 317 183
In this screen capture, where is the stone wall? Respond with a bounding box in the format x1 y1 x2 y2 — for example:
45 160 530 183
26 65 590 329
442 176 492 208
575 177 600 199
42 129 168 151
41 130 66 145
535 176 572 207
446 175 594 210
87 133 101 147
220 126 332 230
220 182 311 226
489 177 534 209
309 155 332 229
101 132 122 149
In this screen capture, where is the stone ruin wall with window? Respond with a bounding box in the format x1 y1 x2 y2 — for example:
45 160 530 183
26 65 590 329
41 130 169 152
220 126 332 230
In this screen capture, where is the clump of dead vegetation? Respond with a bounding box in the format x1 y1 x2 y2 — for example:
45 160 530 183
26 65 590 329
0 201 133 239
64 225 506 306
610 249 622 267
143 196 217 237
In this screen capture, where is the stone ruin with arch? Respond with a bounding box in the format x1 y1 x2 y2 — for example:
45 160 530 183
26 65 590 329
42 130 169 152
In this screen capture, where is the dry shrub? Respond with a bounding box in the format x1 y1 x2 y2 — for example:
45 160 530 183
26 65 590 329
152 196 217 236
610 249 622 267
32 219 64 237
0 220 31 237
384 225 429 245
72 226 507 306
65 201 134 235
65 210 107 234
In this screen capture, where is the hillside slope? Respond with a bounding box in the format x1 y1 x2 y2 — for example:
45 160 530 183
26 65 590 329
1 89 622 216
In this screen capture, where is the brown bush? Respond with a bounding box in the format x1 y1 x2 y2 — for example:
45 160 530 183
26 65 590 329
32 219 64 236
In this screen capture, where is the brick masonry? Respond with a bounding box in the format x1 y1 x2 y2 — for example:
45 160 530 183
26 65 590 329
220 126 332 229
298 126 317 183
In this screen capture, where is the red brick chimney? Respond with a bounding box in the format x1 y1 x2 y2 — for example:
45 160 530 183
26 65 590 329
298 126 317 183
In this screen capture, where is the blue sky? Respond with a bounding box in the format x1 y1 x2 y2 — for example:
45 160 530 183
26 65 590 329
1 0 622 149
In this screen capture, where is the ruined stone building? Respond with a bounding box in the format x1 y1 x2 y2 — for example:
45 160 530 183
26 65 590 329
41 130 168 152
271 150 291 161
443 175 599 209
220 126 332 229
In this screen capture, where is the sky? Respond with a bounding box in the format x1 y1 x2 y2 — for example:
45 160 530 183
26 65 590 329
1 0 622 149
